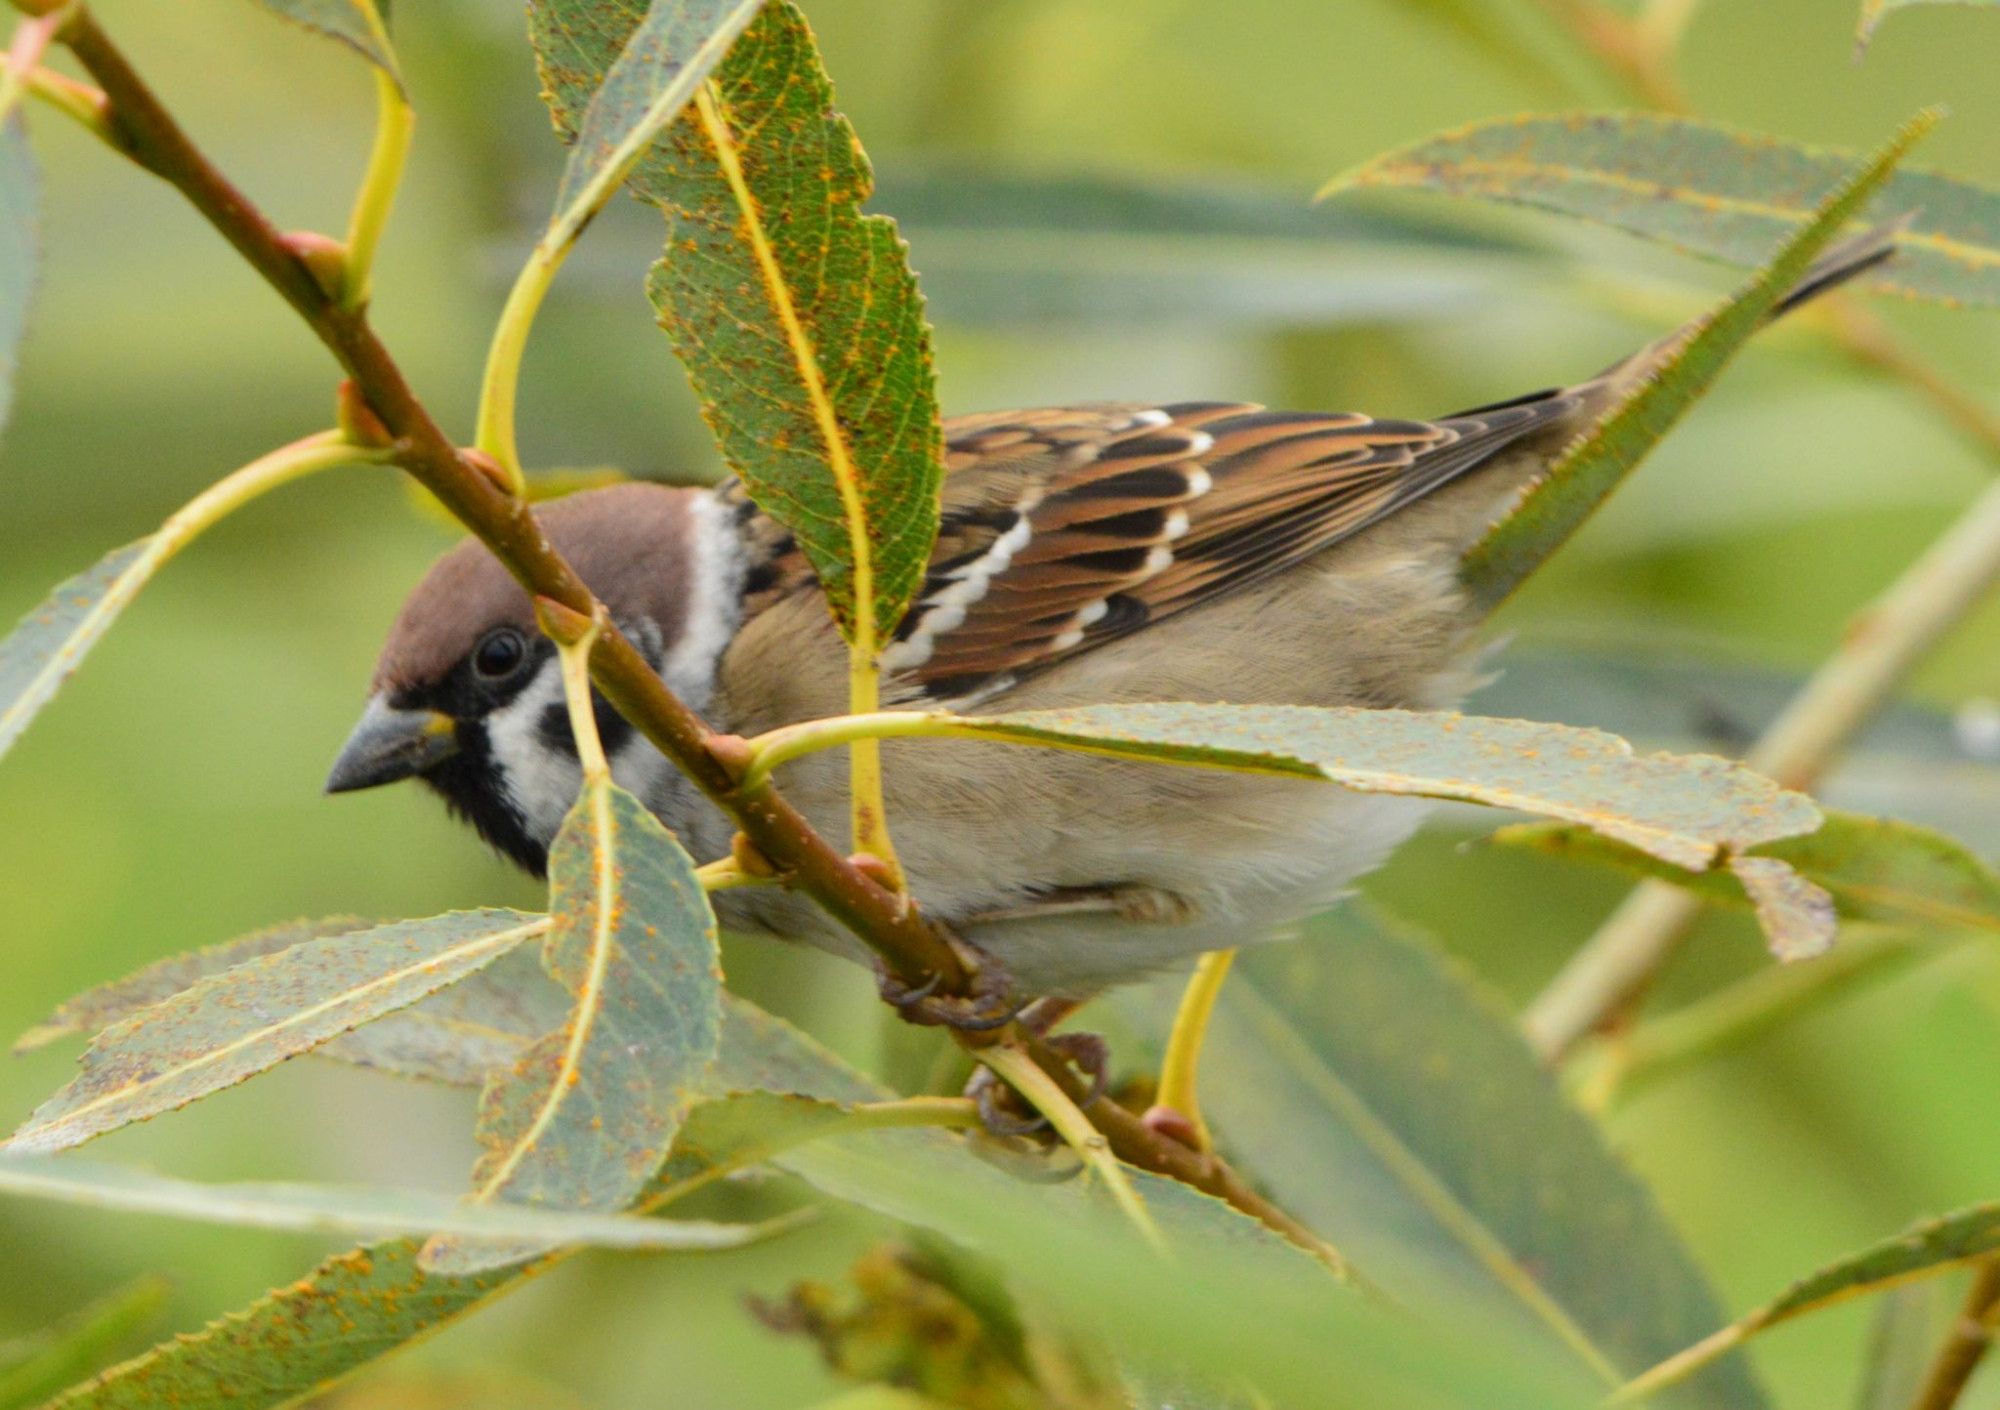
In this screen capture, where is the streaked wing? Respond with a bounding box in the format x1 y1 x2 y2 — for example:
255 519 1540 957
881 396 1580 702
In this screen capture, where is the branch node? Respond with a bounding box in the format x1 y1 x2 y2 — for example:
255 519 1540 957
278 230 350 303
533 594 599 649
729 830 780 879
334 379 393 449
458 446 514 494
705 732 756 783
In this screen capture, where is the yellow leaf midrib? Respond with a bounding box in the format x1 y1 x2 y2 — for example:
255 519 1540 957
692 79 877 653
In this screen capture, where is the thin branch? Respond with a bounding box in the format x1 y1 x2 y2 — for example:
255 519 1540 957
339 67 411 312
1910 1259 2000 1410
23 0 1347 1263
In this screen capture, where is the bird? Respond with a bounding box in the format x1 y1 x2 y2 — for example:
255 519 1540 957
327 229 1895 1003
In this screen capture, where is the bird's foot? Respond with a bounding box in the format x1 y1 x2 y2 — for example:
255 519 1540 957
873 932 1023 1033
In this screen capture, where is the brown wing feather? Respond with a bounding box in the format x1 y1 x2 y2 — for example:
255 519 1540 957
881 397 1579 701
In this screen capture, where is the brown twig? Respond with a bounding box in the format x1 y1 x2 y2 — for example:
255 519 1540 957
22 0 1339 1258
1911 1261 2000 1410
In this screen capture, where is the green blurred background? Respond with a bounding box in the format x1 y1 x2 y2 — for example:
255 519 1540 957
2 0 1999 1404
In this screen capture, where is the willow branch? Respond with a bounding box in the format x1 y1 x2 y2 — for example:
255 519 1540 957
1912 1261 2000 1410
24 0 1348 1262
1525 470 2000 1060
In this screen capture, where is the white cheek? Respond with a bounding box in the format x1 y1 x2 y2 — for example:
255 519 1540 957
483 664 581 846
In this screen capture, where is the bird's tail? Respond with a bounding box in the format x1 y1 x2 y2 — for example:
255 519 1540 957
1765 215 1908 321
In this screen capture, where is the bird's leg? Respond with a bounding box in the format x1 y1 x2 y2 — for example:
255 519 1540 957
965 997 1111 1138
873 928 1024 1033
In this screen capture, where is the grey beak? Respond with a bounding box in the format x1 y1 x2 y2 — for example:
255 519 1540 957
325 697 459 794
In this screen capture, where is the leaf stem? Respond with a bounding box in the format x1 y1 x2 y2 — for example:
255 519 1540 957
1155 949 1236 1153
1525 471 2000 1060
472 238 560 497
14 65 109 141
847 653 903 888
976 1042 1163 1253
545 603 610 783
339 66 411 313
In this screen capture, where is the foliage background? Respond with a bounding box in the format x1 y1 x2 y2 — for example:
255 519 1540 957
2 0 1999 1404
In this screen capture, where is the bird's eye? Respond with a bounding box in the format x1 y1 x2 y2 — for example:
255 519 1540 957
472 628 527 681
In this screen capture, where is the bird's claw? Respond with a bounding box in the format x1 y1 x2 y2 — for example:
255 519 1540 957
963 1028 1112 1139
873 934 1022 1032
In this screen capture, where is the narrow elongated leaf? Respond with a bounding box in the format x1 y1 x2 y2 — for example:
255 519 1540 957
37 1000 870 1410
0 539 158 764
1328 111 1990 306
1625 1206 2000 1402
4 911 542 1155
0 1151 794 1253
244 0 400 86
0 118 36 439
545 0 763 247
1123 905 1768 1410
0 1279 166 1410
1500 811 2000 935
1858 0 2000 49
1453 114 1936 607
923 701 1829 954
426 784 721 1273
46 991 1584 1410
14 917 368 1053
533 0 943 648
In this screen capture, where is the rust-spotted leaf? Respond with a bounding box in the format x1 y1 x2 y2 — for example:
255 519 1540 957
1451 114 1934 607
1327 112 1991 306
532 0 943 651
243 0 400 87
422 783 721 1274
5 911 543 1155
1499 810 2000 937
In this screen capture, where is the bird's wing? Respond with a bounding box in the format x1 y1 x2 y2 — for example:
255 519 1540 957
874 396 1579 702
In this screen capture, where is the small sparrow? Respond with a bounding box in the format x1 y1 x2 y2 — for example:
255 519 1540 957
329 232 1892 999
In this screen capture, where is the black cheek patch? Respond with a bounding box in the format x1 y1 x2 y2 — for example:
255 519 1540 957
535 692 635 761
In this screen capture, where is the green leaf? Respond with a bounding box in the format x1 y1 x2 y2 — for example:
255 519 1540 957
0 539 158 765
424 784 721 1273
0 118 36 439
1624 1206 2000 1402
1325 111 1991 307
0 1151 797 1253
244 0 400 87
1127 906 1768 1409
933 702 1830 955
775 1127 1593 1410
14 916 369 1053
1450 113 1936 608
1499 810 2000 935
1858 0 2000 50
533 0 943 650
4 911 542 1155
0 1279 167 1410
36 1000 869 1410
545 0 763 250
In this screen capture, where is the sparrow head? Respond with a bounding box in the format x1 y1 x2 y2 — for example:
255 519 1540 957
325 481 740 875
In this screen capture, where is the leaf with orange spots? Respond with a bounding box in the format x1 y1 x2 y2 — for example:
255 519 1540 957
1325 111 1987 306
4 910 544 1156
421 782 721 1274
532 0 943 652
921 702 1829 955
